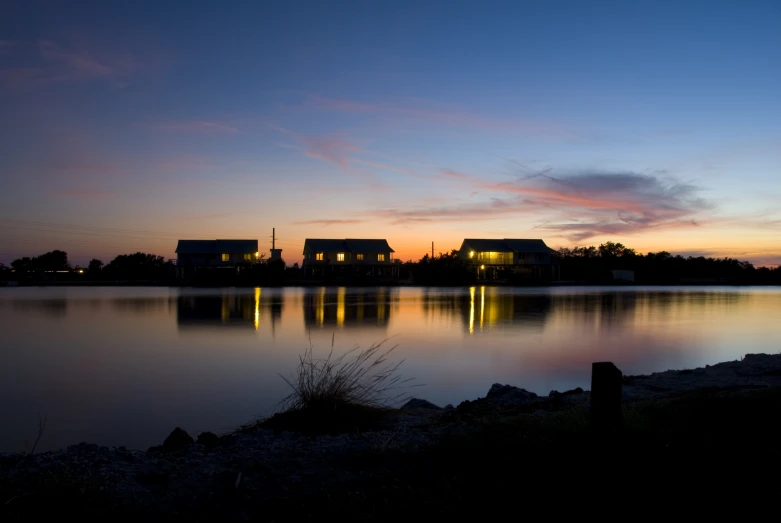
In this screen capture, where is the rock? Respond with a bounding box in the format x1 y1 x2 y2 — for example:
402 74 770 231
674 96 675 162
401 398 442 410
486 384 538 406
549 390 561 397
443 404 455 411
161 427 194 451
197 431 219 447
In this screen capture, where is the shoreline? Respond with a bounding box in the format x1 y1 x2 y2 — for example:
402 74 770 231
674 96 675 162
4 353 781 519
4 280 780 288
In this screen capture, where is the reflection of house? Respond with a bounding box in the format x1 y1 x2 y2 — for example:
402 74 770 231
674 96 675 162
463 287 552 334
458 239 560 280
303 287 391 329
302 239 398 278
175 239 259 277
176 289 281 332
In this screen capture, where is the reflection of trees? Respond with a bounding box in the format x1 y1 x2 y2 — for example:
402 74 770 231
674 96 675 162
12 299 68 317
303 287 393 329
453 289 749 335
112 298 172 314
177 289 282 331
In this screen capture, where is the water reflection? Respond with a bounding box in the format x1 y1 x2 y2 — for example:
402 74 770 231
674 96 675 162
303 287 393 329
1 285 778 453
12 298 68 317
176 289 283 331
462 286 553 333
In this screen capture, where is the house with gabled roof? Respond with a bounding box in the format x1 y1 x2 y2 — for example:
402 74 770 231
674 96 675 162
458 238 560 280
175 239 259 268
302 238 397 278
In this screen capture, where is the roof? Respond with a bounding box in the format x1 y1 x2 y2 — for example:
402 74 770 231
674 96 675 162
176 239 258 254
303 238 395 254
461 239 555 254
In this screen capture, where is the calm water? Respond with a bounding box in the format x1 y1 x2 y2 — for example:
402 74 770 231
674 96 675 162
2 285 780 453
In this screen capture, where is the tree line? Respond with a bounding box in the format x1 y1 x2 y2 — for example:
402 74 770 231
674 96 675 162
2 242 780 285
557 241 781 285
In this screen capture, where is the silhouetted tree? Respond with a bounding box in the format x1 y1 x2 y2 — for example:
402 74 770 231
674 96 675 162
88 259 104 276
11 250 69 272
557 241 776 284
103 252 173 281
413 249 476 285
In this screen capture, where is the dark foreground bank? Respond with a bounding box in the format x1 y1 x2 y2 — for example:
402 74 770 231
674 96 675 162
3 354 781 521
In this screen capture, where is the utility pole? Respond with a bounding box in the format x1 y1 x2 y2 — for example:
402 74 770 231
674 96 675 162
270 228 282 261
431 241 434 259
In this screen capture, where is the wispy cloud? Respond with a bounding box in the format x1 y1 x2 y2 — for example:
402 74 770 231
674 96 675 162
305 95 570 136
146 120 240 134
377 166 711 239
57 189 114 200
485 170 710 241
0 40 140 89
292 219 363 226
270 124 418 177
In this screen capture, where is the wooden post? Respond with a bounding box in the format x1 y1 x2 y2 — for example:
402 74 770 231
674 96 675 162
591 362 622 432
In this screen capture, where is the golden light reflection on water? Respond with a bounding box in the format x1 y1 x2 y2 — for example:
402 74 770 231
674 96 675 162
336 287 346 326
480 285 485 331
254 287 260 331
469 286 475 334
316 287 325 325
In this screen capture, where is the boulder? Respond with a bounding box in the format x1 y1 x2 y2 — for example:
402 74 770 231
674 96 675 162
401 398 442 410
486 384 538 406
197 431 220 448
162 427 194 451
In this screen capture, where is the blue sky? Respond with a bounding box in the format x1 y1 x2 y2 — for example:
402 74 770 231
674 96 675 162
1 0 780 266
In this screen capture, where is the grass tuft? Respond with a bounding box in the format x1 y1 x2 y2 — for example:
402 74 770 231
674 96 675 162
262 337 417 435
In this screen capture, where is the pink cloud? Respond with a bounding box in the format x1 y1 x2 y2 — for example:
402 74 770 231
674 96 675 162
292 219 363 226
0 40 141 89
271 124 413 177
305 95 569 135
302 134 361 172
146 120 240 134
58 189 114 200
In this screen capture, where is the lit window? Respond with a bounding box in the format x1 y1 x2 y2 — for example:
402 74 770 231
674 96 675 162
337 253 345 262
357 253 364 261
469 251 475 258
316 252 323 261
378 253 385 262
243 253 252 261
221 253 230 262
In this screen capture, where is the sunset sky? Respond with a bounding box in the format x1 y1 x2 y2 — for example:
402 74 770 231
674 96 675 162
1 1 780 267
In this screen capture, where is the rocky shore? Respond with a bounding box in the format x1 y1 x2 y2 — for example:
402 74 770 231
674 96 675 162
3 353 781 521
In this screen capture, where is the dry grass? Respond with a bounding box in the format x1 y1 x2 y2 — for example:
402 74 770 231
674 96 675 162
278 336 414 412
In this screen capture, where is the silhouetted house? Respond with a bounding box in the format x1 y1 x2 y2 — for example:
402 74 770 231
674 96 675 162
458 238 560 280
302 239 397 278
175 239 259 276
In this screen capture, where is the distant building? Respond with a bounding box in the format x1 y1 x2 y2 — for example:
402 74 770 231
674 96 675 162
302 238 397 278
611 270 635 283
458 238 560 280
175 239 259 272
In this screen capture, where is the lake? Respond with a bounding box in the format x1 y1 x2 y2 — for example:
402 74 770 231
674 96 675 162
2 285 780 453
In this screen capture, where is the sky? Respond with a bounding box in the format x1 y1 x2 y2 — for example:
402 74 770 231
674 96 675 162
1 0 780 267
